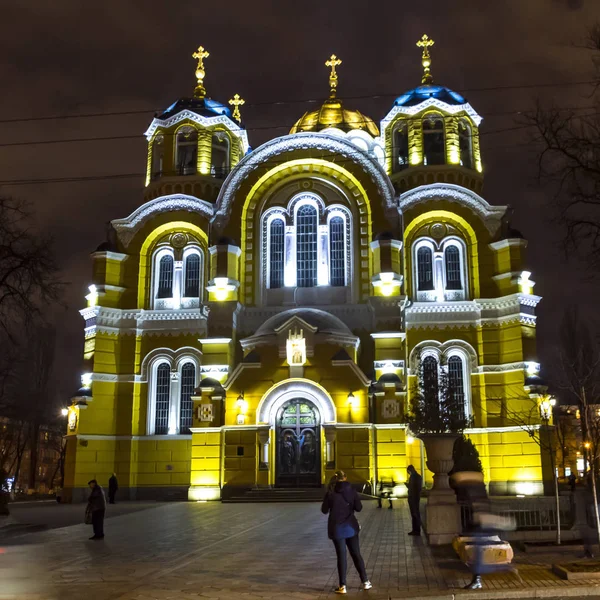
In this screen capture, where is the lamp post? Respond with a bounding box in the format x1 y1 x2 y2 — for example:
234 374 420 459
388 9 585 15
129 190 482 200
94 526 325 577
540 396 560 544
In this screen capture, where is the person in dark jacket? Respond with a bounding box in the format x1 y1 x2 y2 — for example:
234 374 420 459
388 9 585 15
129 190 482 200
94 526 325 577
406 465 422 536
321 470 372 594
108 473 118 504
87 479 106 540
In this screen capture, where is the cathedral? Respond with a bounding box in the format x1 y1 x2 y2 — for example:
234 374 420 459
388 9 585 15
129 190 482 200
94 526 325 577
63 37 548 502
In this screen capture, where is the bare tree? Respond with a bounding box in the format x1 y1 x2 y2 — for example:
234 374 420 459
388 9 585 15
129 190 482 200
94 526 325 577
526 26 600 272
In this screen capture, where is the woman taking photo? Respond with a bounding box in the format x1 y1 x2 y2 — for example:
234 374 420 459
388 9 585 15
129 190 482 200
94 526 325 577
321 470 372 594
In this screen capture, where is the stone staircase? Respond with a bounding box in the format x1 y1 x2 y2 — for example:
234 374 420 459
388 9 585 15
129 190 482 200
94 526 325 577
222 487 325 503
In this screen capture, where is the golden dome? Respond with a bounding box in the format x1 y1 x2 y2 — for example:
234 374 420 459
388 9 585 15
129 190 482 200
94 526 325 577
290 98 380 137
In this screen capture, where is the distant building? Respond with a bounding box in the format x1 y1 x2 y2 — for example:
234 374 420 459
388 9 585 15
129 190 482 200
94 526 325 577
64 37 549 502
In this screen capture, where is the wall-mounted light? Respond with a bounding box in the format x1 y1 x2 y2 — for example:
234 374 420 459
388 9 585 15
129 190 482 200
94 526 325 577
347 392 357 407
236 392 248 415
406 433 414 445
85 284 98 307
61 408 69 417
518 271 534 295
207 277 237 302
372 272 400 297
81 372 93 388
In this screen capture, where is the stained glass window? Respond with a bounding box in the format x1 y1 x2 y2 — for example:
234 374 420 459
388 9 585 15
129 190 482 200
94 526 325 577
184 253 201 297
154 363 170 434
445 246 462 290
157 255 174 298
423 114 445 165
329 216 345 286
296 204 318 288
179 362 195 434
417 246 434 291
448 355 466 417
269 219 285 289
459 120 473 169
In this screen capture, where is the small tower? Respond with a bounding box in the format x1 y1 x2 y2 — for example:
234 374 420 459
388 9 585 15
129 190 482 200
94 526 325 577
380 35 483 194
143 45 249 202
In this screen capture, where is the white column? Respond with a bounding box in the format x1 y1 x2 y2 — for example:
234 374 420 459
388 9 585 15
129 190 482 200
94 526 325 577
318 224 329 286
284 226 295 287
173 260 184 309
434 251 444 302
168 371 180 435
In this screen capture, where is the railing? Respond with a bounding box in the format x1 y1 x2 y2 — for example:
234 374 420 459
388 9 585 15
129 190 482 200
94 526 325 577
460 496 573 531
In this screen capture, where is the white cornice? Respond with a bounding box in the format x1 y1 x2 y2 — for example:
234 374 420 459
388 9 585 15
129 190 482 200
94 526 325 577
399 183 506 234
144 110 249 153
489 239 528 251
380 99 483 134
112 194 214 248
212 133 396 228
90 251 129 262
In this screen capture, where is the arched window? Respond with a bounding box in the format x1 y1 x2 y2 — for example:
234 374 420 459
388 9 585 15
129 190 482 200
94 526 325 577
444 245 462 290
459 120 473 169
448 355 466 417
176 127 198 176
154 363 171 435
393 122 409 172
269 219 285 289
296 204 318 288
422 355 439 398
329 216 345 286
151 135 164 180
423 113 445 165
211 132 230 179
157 255 174 299
417 246 434 291
184 253 201 298
179 362 196 434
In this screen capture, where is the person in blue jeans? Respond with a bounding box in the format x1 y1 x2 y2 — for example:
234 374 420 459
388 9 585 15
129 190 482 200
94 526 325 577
321 470 372 595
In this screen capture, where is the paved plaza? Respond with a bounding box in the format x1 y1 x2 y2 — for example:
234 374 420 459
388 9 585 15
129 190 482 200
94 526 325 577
1 499 600 600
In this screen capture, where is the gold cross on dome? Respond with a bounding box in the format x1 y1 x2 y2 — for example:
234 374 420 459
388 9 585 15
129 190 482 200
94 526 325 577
325 54 342 98
228 93 245 123
416 34 435 84
192 45 210 98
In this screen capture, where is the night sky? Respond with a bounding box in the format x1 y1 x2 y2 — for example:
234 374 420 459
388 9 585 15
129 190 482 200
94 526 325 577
0 0 598 400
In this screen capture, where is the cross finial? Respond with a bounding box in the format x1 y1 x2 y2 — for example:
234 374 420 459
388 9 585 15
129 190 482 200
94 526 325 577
416 34 435 84
228 93 245 123
192 45 210 98
325 54 342 98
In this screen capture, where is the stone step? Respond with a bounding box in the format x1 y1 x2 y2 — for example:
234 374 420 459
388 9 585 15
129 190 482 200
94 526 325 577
222 488 325 503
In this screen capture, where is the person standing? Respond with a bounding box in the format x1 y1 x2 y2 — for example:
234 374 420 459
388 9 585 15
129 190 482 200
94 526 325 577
321 470 372 594
87 479 106 540
406 465 422 536
108 473 118 504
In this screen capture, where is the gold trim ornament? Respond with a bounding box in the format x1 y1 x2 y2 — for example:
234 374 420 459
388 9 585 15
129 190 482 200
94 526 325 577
416 34 435 84
325 54 342 98
228 94 245 123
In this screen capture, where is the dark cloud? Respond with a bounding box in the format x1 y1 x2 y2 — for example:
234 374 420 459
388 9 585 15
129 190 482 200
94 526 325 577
0 0 598 395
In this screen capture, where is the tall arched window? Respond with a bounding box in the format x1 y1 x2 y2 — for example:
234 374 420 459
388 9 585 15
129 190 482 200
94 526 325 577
448 355 466 417
329 216 345 287
211 132 230 178
444 246 462 290
269 219 285 289
417 246 434 291
422 355 439 398
154 363 171 435
176 127 198 175
151 135 164 180
423 113 445 165
157 255 174 298
179 362 196 434
296 204 318 287
459 120 473 169
184 253 201 298
393 122 409 172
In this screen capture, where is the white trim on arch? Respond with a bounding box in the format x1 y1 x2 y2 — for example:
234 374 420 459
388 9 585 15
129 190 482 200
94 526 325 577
256 379 337 425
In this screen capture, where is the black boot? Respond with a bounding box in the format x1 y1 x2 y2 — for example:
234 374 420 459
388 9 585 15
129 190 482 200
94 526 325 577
464 576 482 590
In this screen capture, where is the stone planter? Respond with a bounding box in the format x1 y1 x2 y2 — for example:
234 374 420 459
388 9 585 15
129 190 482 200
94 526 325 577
418 432 461 545
419 432 460 496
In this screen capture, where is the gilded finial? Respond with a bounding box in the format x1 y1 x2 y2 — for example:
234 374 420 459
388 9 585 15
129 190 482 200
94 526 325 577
229 94 245 123
192 45 210 98
416 34 435 84
325 54 342 99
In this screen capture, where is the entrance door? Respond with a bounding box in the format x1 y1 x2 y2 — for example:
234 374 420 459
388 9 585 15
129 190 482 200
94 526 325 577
276 399 321 487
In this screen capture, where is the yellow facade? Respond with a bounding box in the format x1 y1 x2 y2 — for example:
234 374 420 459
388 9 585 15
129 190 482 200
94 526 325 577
64 42 549 502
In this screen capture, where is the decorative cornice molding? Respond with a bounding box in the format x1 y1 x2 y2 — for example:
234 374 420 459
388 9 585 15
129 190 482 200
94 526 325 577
399 183 506 234
212 133 396 228
144 110 249 153
112 194 214 248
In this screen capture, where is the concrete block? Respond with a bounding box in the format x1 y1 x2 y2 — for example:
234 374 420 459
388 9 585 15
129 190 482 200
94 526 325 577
425 502 461 546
